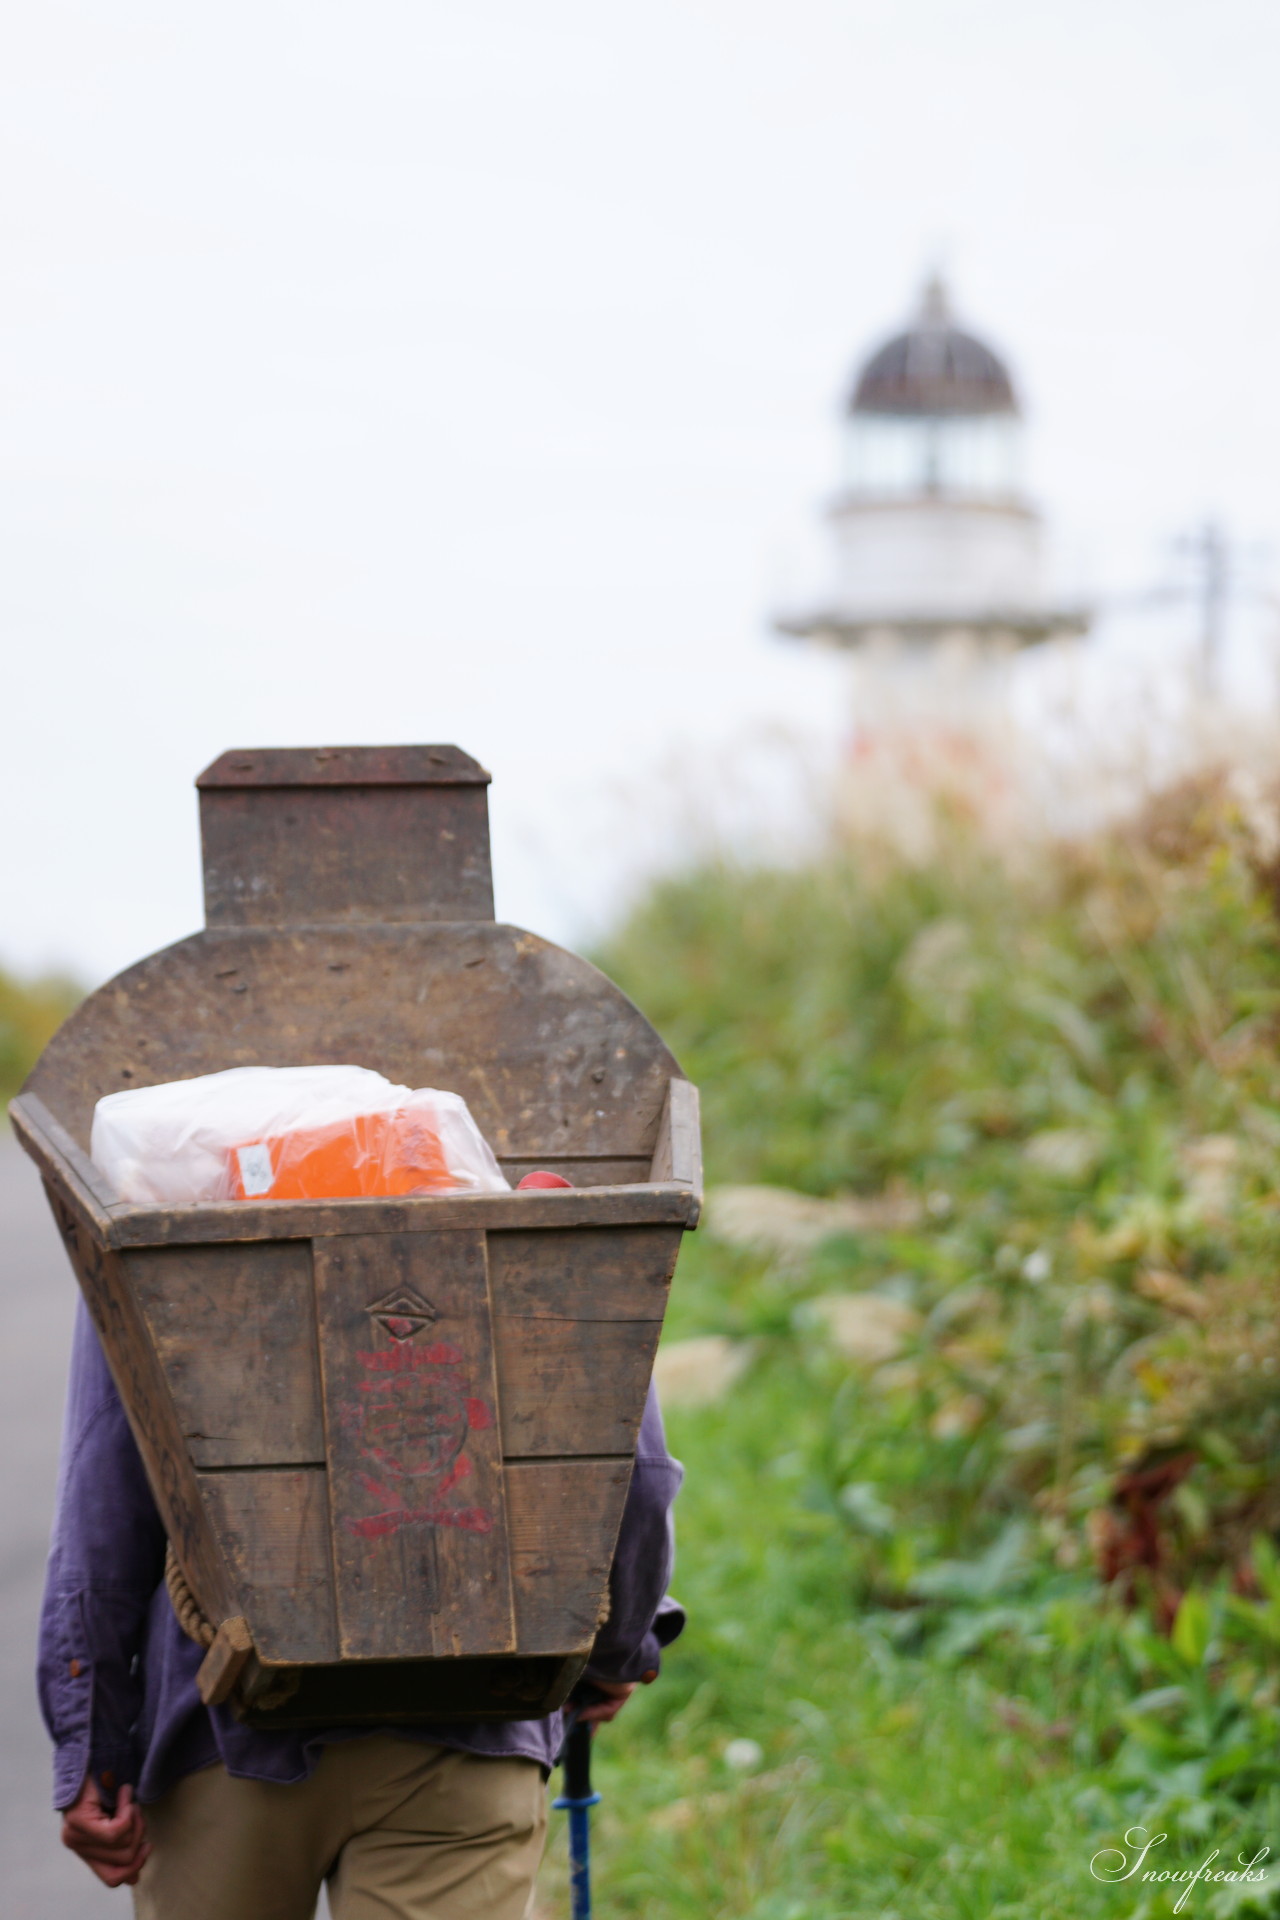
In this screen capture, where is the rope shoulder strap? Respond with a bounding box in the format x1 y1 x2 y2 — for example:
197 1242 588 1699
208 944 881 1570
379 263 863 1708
164 1543 300 1714
165 1542 215 1649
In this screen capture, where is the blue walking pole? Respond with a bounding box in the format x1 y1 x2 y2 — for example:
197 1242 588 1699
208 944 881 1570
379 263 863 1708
554 1706 602 1920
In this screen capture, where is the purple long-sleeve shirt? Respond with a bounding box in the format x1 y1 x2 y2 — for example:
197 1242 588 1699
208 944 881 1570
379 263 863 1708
39 1302 684 1809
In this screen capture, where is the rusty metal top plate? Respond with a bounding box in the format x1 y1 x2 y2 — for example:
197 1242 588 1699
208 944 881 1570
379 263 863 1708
197 747 492 789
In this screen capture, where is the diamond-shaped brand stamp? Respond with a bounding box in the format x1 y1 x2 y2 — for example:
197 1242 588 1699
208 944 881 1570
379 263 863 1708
364 1285 439 1343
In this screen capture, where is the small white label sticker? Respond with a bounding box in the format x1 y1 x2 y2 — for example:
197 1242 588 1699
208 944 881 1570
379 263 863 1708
236 1142 274 1197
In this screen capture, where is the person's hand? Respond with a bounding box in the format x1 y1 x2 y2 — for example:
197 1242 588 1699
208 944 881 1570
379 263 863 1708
61 1774 151 1888
576 1667 658 1727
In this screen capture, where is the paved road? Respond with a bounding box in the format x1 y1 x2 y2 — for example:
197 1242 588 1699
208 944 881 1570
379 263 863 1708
0 1142 343 1919
0 1140 118 1915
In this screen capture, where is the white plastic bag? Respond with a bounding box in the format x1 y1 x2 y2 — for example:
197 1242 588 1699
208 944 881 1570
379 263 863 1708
90 1064 510 1205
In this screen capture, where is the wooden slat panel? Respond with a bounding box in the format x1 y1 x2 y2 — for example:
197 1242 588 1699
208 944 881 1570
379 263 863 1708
129 1242 323 1468
490 1226 676 1457
314 1232 516 1660
239 1652 584 1729
506 1458 633 1654
200 784 495 927
498 1158 652 1189
650 1079 703 1196
495 1320 662 1458
103 1183 697 1250
11 1094 119 1215
197 1468 338 1662
43 1190 236 1624
489 1226 681 1321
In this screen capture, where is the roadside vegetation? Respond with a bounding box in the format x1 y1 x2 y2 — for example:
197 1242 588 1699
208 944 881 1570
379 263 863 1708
538 773 1280 1918
0 965 80 1108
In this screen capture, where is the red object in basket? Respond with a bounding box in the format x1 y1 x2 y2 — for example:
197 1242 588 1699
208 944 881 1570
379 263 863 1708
516 1171 574 1190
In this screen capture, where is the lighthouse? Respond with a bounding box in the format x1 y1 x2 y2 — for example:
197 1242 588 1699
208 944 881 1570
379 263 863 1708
776 276 1090 846
778 276 1087 652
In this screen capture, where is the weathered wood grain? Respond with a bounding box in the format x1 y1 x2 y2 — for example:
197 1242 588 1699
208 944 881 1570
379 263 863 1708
490 1226 675 1457
237 1653 585 1729
130 1241 323 1468
196 1616 254 1706
314 1232 516 1660
21 923 681 1166
197 746 491 789
44 1186 236 1625
100 1183 698 1250
9 1094 119 1229
200 785 495 929
495 1319 662 1459
197 1467 338 1663
650 1078 703 1200
506 1458 634 1653
489 1226 681 1322
498 1157 652 1189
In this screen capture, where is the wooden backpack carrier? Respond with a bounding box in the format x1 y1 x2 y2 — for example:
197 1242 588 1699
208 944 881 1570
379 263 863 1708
11 746 701 1726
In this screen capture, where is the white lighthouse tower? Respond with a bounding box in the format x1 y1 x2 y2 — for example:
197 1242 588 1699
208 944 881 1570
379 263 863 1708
779 275 1087 654
777 277 1089 844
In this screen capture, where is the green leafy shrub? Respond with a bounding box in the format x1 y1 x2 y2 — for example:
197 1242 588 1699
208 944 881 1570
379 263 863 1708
534 774 1280 1916
598 774 1280 1589
0 964 80 1107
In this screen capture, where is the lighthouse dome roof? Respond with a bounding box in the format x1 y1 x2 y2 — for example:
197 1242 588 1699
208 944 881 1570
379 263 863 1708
850 277 1018 419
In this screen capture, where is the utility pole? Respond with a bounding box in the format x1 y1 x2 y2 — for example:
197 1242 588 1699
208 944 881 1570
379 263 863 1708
1174 521 1229 698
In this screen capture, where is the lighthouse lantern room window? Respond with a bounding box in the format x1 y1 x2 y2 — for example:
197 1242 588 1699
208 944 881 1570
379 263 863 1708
842 276 1025 502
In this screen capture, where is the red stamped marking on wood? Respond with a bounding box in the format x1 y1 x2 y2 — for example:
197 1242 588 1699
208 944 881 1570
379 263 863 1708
357 1341 462 1371
338 1324 495 1541
314 1230 515 1658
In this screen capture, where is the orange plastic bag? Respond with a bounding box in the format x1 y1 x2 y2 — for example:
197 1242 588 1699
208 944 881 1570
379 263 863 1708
91 1066 510 1205
227 1105 455 1201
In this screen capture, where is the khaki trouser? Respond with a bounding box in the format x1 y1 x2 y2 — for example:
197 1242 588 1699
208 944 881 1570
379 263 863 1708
132 1736 548 1920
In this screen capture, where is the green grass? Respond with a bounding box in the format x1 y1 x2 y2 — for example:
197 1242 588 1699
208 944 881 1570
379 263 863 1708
536 778 1280 1917
539 1325 1280 1917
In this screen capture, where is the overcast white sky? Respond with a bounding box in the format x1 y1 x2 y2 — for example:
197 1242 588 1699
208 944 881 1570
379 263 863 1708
3 0 1279 982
